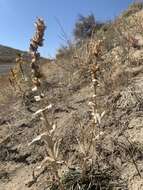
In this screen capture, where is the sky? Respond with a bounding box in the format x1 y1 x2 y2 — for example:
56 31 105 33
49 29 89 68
0 0 134 58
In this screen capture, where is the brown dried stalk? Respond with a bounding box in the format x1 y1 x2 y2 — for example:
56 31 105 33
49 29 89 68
9 68 22 92
72 40 104 178
8 53 27 92
88 40 102 125
15 53 25 79
29 18 46 89
9 77 15 89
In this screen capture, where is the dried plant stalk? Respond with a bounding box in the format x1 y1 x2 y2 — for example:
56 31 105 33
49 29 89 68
29 105 65 190
8 53 27 92
15 53 25 80
9 68 22 92
88 40 102 126
29 18 46 89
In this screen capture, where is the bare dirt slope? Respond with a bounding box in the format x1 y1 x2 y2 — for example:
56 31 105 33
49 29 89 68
0 58 143 190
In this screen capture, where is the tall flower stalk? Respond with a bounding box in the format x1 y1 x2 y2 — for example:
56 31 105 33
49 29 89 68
88 40 103 127
29 18 46 90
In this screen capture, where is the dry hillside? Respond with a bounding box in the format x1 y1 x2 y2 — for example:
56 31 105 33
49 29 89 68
0 4 143 190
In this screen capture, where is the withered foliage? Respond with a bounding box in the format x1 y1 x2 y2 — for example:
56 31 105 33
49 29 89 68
29 18 46 88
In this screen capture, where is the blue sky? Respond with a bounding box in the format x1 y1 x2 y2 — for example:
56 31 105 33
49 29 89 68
0 0 134 58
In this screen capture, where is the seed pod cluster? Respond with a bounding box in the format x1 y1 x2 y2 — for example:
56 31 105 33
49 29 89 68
89 40 102 95
29 18 46 88
88 39 102 58
88 40 102 125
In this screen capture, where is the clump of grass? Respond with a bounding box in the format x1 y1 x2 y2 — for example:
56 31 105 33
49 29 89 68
62 166 128 190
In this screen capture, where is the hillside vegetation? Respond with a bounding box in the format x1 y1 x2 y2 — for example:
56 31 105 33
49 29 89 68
0 3 143 190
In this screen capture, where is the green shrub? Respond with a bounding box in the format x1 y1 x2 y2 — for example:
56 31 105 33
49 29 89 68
73 14 96 40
